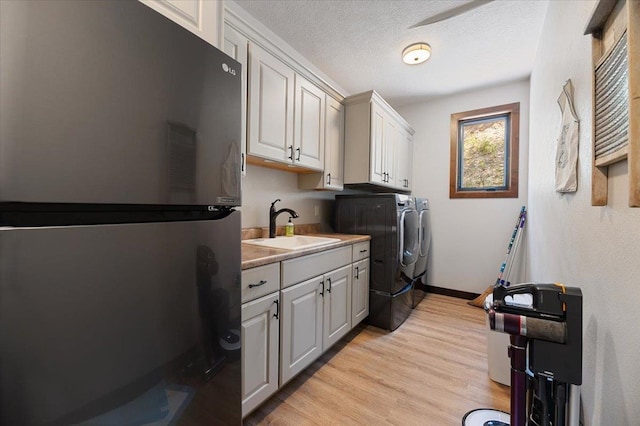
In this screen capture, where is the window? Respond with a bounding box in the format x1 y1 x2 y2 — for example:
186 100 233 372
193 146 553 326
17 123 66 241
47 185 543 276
450 102 520 198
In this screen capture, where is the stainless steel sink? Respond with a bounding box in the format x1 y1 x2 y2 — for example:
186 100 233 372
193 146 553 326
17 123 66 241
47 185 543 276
243 235 340 251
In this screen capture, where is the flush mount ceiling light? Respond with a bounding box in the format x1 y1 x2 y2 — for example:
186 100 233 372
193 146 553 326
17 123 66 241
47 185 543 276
402 42 431 65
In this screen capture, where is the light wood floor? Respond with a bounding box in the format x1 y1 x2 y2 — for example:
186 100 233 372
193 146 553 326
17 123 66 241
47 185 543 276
244 293 510 425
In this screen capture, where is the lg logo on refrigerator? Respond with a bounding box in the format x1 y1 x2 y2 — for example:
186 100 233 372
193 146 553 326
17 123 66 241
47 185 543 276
222 63 237 76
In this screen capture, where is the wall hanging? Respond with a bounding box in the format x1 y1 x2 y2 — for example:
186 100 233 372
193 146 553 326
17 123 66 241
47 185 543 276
556 79 580 193
585 0 639 207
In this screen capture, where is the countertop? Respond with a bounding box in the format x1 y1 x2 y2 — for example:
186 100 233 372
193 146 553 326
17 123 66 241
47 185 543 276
241 233 371 270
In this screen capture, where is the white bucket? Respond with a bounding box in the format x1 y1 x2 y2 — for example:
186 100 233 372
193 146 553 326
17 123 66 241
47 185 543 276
485 294 511 386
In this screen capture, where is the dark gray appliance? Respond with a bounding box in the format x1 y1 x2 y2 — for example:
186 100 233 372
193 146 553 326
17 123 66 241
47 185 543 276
412 197 431 307
335 194 419 331
0 1 242 425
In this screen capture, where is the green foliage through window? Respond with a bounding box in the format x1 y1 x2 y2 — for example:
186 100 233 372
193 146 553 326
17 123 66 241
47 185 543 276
449 103 519 199
459 115 508 190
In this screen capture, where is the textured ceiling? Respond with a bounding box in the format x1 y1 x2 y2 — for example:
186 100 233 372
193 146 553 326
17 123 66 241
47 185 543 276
233 0 549 107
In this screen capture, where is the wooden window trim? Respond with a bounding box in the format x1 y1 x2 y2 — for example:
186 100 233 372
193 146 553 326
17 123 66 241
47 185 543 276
449 102 520 199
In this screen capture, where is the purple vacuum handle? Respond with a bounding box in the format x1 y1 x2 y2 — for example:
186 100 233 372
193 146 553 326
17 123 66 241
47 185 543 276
509 335 528 426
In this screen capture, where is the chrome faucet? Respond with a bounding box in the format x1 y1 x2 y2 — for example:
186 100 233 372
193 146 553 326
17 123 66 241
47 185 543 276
269 199 299 238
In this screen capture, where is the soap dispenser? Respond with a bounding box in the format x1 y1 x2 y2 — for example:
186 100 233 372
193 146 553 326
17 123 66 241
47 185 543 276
285 217 294 237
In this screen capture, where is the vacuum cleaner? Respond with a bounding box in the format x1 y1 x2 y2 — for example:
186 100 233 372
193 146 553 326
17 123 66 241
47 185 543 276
463 283 582 426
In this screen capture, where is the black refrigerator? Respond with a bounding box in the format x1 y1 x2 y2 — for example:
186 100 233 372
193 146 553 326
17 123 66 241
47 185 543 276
0 1 242 424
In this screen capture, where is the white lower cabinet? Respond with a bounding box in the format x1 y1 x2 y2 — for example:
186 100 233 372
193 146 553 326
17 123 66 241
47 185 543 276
323 265 352 349
241 291 279 417
241 240 369 416
352 258 370 328
280 264 352 386
279 276 324 385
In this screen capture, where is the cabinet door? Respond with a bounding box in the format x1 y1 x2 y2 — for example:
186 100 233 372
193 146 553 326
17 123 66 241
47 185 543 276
294 76 325 170
325 97 345 190
248 43 295 163
323 265 352 349
395 128 413 190
384 118 397 187
222 24 248 176
241 292 279 417
404 132 413 190
280 276 324 385
139 0 221 47
370 102 386 184
352 258 370 328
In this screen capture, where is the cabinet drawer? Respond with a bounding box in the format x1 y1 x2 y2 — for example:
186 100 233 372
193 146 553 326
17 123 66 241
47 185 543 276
352 241 370 262
281 245 351 288
242 263 280 303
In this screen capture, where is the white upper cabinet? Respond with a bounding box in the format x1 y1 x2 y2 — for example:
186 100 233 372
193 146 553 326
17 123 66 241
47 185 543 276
247 43 326 171
383 112 397 186
396 129 413 191
344 91 415 192
248 43 295 164
370 102 386 185
294 75 325 171
139 0 222 47
324 98 345 190
222 23 248 176
224 2 348 177
298 96 345 190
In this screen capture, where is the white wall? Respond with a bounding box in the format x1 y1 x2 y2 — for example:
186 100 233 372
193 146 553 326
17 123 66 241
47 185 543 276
397 80 530 294
528 1 640 424
240 165 336 229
